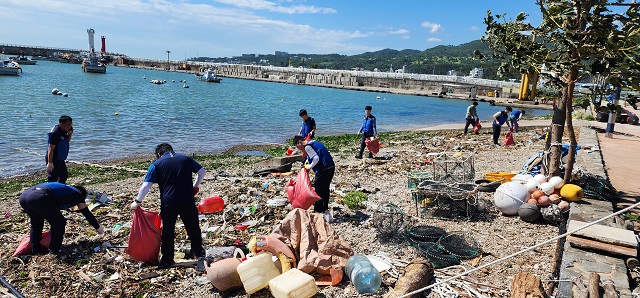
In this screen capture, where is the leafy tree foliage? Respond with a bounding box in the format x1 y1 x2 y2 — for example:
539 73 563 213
480 0 640 180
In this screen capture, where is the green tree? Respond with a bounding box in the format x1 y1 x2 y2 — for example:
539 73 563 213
480 0 640 181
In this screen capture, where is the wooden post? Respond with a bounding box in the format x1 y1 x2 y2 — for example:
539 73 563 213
511 272 548 298
603 280 618 298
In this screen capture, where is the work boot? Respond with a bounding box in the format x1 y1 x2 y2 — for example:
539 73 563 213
367 153 374 159
158 258 175 269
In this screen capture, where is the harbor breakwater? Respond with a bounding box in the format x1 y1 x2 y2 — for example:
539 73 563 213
114 57 531 104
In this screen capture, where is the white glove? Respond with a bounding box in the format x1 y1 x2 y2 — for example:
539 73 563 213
96 226 105 235
304 164 312 171
46 163 54 173
130 200 141 210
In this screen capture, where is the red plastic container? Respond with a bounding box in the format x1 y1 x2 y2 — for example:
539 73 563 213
197 196 225 214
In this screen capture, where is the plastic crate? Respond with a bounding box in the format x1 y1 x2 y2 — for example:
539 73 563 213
484 172 516 183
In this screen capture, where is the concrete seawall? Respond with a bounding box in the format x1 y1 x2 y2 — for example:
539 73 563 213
115 59 551 110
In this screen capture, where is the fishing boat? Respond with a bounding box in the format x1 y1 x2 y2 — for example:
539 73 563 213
10 56 37 65
196 68 222 83
0 53 21 76
81 28 106 74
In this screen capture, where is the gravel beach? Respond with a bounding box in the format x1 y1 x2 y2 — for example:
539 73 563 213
0 122 564 297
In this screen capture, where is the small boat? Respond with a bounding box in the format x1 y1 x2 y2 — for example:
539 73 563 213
82 57 106 73
0 54 21 76
196 68 222 83
10 56 37 65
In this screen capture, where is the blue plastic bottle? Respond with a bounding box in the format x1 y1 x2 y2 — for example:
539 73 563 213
345 254 382 294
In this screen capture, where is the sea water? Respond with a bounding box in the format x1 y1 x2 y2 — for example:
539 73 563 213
0 61 548 178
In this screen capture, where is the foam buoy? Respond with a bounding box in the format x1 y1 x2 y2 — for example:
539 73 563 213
206 258 243 291
518 203 540 222
548 176 565 189
494 182 529 215
560 184 583 202
539 182 554 195
62 93 68 97
51 88 59 95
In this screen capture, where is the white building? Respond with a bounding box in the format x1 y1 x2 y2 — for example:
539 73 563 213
468 68 484 78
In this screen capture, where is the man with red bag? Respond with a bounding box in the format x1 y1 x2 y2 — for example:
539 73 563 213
131 143 206 268
293 136 335 222
464 101 479 135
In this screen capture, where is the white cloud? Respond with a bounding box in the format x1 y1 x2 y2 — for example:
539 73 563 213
389 29 409 35
421 21 443 33
427 37 442 42
213 0 336 14
469 26 479 31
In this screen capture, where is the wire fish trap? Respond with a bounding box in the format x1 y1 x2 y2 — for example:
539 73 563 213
408 171 434 189
416 242 460 269
437 232 481 260
405 225 447 243
431 152 475 183
412 181 479 219
373 202 412 237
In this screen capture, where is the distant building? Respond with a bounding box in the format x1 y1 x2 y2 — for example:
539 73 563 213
468 68 484 78
447 70 462 76
274 51 289 56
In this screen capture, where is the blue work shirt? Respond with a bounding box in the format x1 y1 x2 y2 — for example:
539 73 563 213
305 140 335 173
47 124 70 161
300 117 316 138
493 111 509 126
358 115 377 135
143 152 202 205
32 182 84 210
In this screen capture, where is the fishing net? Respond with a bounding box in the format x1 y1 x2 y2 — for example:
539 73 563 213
431 152 475 183
575 170 619 201
405 225 447 243
373 202 412 237
414 241 460 269
437 232 481 260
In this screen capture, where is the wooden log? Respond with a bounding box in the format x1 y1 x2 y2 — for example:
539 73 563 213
567 235 638 257
384 257 434 298
510 272 548 298
571 277 589 298
603 280 618 298
588 272 600 298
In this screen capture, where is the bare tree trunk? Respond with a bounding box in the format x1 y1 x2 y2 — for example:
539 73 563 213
564 68 578 182
547 87 567 177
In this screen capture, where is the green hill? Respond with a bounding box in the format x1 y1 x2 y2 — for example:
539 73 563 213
194 40 505 79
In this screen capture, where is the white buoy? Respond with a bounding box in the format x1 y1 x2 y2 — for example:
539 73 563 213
62 93 68 97
51 88 60 95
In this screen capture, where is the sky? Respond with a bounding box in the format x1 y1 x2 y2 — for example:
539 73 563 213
0 0 543 60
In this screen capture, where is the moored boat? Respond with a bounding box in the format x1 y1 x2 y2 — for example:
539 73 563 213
196 68 222 83
10 56 37 65
0 54 21 76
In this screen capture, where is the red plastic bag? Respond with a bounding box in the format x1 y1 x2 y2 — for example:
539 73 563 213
473 118 482 134
12 231 52 256
126 207 162 264
286 168 321 210
365 137 380 156
504 129 516 146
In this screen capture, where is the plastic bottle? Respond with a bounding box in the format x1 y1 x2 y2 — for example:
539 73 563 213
345 254 381 294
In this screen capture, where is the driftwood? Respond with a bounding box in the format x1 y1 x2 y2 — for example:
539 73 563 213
571 276 589 298
588 272 600 298
511 272 548 298
603 280 619 298
567 235 637 257
384 257 434 298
